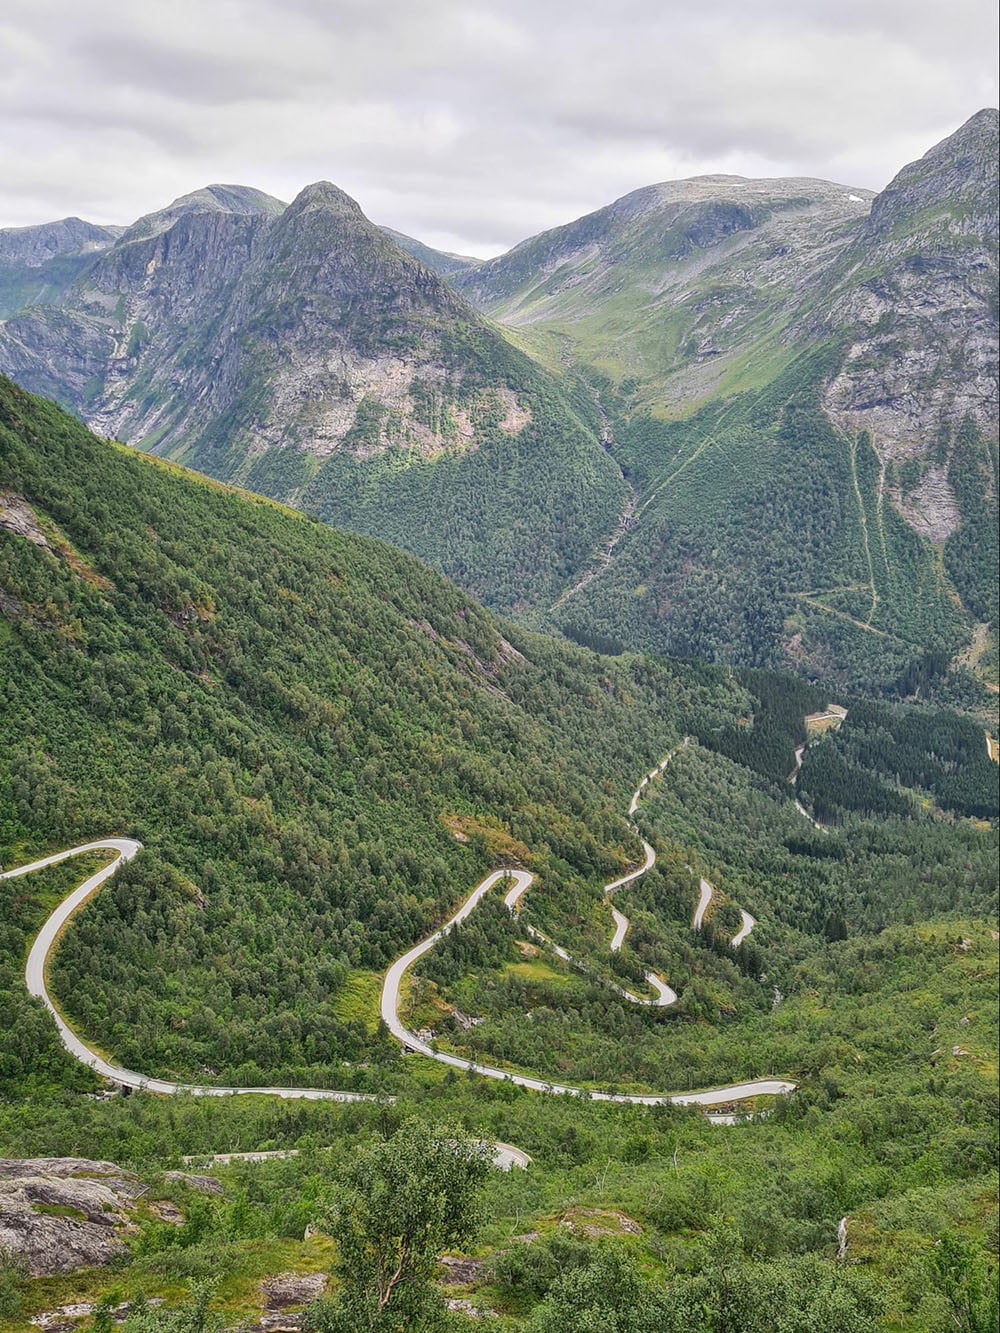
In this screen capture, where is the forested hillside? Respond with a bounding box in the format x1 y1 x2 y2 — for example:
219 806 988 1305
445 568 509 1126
0 373 737 1094
552 364 997 695
0 376 996 1330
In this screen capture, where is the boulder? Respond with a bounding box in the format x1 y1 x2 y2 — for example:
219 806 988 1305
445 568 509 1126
0 1157 143 1276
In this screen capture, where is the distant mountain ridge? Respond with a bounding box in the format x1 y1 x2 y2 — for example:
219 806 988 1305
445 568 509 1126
0 112 996 691
0 217 125 318
0 181 621 613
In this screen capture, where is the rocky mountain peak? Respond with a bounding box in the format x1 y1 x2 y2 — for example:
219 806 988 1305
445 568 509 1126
118 183 286 245
821 109 998 470
286 180 367 219
864 107 999 240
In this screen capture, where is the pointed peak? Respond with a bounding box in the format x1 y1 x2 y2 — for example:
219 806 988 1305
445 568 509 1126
907 107 999 174
955 106 999 136
865 109 999 238
286 181 367 219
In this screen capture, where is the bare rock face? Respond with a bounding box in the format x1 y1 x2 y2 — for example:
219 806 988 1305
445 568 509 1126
259 1273 327 1308
162 1170 225 1195
0 492 53 549
0 1158 143 1276
822 109 999 462
891 466 962 542
0 219 123 319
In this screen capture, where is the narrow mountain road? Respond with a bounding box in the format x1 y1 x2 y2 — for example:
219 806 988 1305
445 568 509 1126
609 907 630 951
789 742 827 831
11 745 781 1118
692 877 714 930
382 907 792 1106
731 910 756 948
502 864 677 1008
181 1141 531 1171
380 749 788 1112
7 841 380 1103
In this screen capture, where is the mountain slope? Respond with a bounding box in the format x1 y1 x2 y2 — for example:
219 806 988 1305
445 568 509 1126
455 174 873 411
457 112 999 691
381 226 481 276
0 373 739 1091
0 184 621 612
0 217 124 318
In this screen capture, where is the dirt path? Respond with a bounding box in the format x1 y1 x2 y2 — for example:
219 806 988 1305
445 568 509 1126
845 431 879 626
551 484 638 611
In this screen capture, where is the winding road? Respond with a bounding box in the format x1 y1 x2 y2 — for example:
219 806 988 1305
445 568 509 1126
380 747 791 1112
790 743 827 831
180 1141 532 1172
6 841 378 1103
692 877 714 931
501 863 677 1007
7 744 789 1119
731 909 757 948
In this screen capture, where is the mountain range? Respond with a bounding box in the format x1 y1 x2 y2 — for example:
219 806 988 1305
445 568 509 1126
0 106 998 1323
0 108 996 692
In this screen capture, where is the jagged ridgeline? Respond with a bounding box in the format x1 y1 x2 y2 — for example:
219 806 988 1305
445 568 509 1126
0 374 743 1094
0 184 622 615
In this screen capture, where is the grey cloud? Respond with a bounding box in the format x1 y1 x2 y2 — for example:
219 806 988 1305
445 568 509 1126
0 0 996 254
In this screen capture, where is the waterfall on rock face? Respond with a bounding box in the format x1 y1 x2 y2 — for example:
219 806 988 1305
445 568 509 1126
837 1217 848 1261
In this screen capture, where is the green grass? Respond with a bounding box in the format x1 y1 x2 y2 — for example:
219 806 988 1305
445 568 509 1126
503 957 575 988
331 971 382 1032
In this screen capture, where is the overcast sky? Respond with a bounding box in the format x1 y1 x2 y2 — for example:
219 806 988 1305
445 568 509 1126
1 0 997 256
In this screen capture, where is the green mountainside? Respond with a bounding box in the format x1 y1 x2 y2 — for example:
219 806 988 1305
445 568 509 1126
0 115 995 688
0 377 997 1327
456 110 999 692
0 373 735 1093
455 174 870 409
0 186 618 613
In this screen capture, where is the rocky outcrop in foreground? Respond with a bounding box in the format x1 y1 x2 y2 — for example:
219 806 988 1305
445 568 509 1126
0 1157 143 1276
